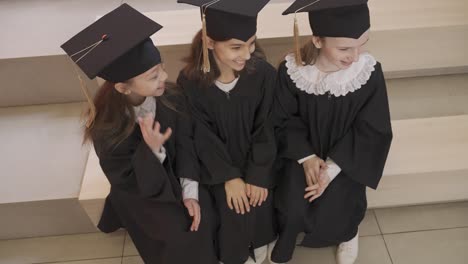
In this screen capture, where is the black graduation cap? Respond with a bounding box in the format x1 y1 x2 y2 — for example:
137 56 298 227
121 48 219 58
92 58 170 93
61 3 163 83
178 0 270 42
60 3 163 128
178 0 269 73
283 0 370 39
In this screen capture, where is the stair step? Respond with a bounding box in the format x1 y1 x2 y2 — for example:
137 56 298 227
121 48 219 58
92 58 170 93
77 114 468 224
0 102 90 204
2 25 468 108
387 73 468 120
2 0 467 59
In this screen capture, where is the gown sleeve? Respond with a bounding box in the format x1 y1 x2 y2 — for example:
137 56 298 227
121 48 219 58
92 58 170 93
273 62 317 161
94 128 177 202
177 73 243 185
243 64 277 188
172 93 200 182
171 92 200 200
328 63 393 189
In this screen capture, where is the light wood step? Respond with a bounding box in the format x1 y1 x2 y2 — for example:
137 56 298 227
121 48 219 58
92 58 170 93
2 25 468 108
1 0 467 107
2 0 467 59
387 74 468 120
0 103 90 204
78 114 468 225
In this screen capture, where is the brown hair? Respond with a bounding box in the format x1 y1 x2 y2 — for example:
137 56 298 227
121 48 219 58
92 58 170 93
83 81 179 151
299 37 323 66
182 30 266 86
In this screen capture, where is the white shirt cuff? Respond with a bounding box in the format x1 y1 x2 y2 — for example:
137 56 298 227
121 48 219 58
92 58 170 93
326 157 341 182
180 178 199 201
298 154 317 164
152 145 167 163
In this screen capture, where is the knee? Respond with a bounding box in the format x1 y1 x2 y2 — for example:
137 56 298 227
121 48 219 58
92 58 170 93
316 218 351 240
280 205 305 230
311 207 361 241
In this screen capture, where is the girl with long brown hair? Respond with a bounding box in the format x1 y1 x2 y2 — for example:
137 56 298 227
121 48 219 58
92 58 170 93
176 1 278 263
61 4 218 264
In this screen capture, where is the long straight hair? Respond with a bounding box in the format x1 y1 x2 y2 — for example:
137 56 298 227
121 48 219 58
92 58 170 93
83 81 179 151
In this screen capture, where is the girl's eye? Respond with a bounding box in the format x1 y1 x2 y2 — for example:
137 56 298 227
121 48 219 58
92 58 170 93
339 48 350 51
232 47 241 50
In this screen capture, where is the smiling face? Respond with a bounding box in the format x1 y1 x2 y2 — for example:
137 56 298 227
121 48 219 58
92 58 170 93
128 64 168 97
313 29 370 71
208 35 257 74
114 63 168 99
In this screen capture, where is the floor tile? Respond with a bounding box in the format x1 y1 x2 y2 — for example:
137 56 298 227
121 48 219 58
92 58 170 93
356 236 392 264
385 227 468 264
375 202 468 234
122 256 144 264
289 246 336 264
123 233 138 257
45 258 122 264
0 232 124 264
359 210 381 236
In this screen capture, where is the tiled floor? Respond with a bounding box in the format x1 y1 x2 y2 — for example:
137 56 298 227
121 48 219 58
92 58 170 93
1 202 467 264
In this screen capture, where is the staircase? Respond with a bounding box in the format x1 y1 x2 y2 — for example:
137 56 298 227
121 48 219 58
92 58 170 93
0 0 467 239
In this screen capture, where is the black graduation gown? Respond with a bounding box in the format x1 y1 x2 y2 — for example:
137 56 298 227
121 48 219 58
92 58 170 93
95 94 218 264
271 61 393 262
177 59 278 264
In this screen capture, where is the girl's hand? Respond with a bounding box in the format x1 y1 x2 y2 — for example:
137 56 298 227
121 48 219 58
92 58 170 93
138 114 172 153
246 184 268 207
225 178 250 215
302 156 326 186
183 199 201 232
304 168 331 202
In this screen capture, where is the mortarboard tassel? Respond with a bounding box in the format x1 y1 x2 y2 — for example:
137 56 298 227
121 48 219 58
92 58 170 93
201 13 211 73
293 16 303 66
68 34 109 128
64 61 97 128
292 0 321 66
79 76 96 128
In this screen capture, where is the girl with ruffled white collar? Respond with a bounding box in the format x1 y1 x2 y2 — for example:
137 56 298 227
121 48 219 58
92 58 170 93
270 1 393 264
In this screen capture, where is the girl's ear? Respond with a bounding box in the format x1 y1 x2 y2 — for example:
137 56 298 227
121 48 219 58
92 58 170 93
114 82 131 95
206 36 215 50
311 36 323 49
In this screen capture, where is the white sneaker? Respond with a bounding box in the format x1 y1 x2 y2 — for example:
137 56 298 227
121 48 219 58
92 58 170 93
336 232 359 264
244 245 267 264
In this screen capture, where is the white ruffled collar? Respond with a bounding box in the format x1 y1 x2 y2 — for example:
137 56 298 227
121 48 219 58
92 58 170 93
285 52 377 97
